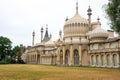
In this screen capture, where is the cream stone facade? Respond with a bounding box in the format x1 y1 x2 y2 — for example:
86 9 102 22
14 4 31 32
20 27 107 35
24 1 120 68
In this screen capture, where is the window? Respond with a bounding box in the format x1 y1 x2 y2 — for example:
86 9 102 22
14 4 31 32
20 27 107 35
98 44 102 50
109 42 113 48
78 23 80 27
92 44 94 50
75 23 77 27
91 55 94 65
72 23 74 27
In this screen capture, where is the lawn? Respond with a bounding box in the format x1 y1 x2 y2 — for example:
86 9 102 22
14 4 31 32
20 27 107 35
0 64 120 80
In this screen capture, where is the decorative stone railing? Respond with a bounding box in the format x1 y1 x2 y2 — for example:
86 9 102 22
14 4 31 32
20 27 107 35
88 48 120 53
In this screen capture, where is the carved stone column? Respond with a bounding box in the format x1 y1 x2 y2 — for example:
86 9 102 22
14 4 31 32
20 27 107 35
63 45 65 65
79 45 82 65
70 44 73 66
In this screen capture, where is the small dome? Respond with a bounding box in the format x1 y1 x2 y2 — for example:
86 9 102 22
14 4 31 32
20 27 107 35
63 1 89 38
89 25 108 39
65 13 88 25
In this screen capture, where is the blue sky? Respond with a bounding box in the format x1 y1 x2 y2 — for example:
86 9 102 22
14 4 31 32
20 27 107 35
0 0 109 47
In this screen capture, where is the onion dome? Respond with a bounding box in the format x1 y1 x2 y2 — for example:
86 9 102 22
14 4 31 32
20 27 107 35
64 1 89 38
89 24 108 40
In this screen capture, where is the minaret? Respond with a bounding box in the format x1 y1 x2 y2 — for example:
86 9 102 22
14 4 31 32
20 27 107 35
59 29 62 38
41 27 43 42
97 17 101 25
32 31 35 46
76 0 79 14
87 6 92 30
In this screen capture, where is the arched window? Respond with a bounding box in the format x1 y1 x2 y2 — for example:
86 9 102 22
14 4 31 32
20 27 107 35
72 23 74 27
81 23 83 26
84 23 86 27
74 49 79 65
98 44 102 50
109 42 113 48
75 23 77 27
91 55 94 65
78 23 80 27
65 50 69 65
70 24 71 27
107 54 111 66
113 54 117 66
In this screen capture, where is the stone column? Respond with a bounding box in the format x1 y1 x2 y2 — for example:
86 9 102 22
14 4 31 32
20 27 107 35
89 54 92 66
110 53 113 67
117 53 119 68
79 45 82 65
94 54 96 66
104 53 107 67
99 54 102 67
63 45 65 65
70 44 73 66
56 47 60 65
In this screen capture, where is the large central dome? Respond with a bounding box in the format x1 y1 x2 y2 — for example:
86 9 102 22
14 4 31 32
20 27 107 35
64 1 89 38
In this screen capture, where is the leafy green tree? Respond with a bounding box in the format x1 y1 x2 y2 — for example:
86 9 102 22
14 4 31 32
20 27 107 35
0 36 12 61
105 0 120 34
12 46 22 63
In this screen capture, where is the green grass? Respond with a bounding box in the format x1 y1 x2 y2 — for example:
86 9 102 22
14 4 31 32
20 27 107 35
0 64 120 80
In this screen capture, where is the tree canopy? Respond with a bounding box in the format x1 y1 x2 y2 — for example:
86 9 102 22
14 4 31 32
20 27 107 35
0 36 12 61
105 0 120 33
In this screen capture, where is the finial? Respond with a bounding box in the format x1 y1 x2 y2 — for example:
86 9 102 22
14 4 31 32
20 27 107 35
46 24 48 30
65 16 68 21
41 26 43 32
87 6 92 16
97 16 100 22
76 0 78 14
32 31 35 36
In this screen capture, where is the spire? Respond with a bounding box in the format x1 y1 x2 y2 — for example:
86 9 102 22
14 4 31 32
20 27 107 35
59 29 62 38
76 0 78 14
97 16 101 25
45 25 48 38
41 27 44 42
32 31 35 46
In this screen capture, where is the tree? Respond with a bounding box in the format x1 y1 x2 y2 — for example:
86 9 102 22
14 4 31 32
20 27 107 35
12 46 22 63
105 0 120 34
0 36 12 61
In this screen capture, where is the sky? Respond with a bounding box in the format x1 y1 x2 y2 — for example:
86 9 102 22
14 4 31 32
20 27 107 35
0 0 109 47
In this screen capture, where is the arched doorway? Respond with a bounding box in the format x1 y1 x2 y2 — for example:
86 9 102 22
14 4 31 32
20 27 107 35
74 49 79 65
113 54 117 66
37 54 40 64
107 54 111 66
65 50 69 65
91 55 94 65
60 50 63 64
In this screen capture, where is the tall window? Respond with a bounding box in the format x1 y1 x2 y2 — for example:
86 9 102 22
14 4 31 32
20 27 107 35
65 50 69 65
74 49 79 65
91 55 94 65
113 54 117 66
98 44 102 50
109 42 113 48
107 54 111 66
